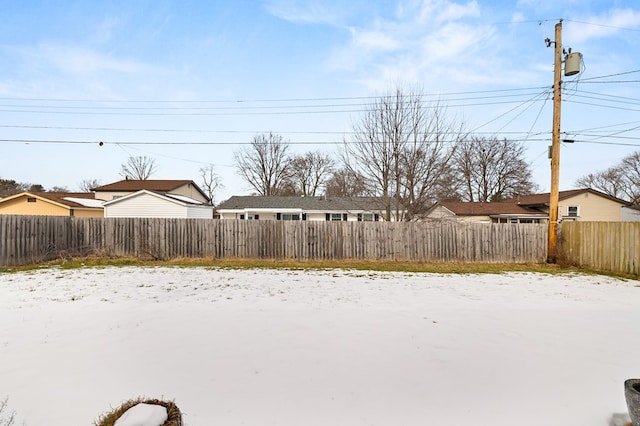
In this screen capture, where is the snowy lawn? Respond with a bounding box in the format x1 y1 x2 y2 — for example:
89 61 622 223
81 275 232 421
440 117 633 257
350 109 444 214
1 266 639 426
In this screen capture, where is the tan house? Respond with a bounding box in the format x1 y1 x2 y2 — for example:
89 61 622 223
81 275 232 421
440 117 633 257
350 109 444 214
426 188 631 223
92 179 210 204
511 188 630 222
0 192 104 217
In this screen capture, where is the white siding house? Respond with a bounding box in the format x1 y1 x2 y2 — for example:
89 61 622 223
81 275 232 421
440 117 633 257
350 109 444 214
622 205 640 222
216 196 391 221
103 190 213 218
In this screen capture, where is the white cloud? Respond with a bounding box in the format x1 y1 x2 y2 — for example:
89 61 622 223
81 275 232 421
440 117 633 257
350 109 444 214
434 0 480 23
327 0 496 90
24 43 152 77
515 0 580 10
263 0 349 25
407 0 480 24
351 28 401 51
565 8 640 43
0 41 165 100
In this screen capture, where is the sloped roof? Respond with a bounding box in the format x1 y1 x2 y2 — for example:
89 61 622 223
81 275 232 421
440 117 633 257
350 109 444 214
0 192 103 209
217 196 389 212
102 190 209 207
35 192 102 209
92 179 210 203
435 201 545 216
92 179 193 192
507 188 631 206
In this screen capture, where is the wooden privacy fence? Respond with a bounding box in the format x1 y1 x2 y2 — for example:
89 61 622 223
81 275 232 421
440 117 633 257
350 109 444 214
0 216 548 266
560 221 640 276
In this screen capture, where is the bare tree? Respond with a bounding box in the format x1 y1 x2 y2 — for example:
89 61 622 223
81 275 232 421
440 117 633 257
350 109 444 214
0 179 22 197
397 101 464 219
453 137 538 202
325 167 367 197
120 155 157 180
48 186 70 192
620 151 640 204
575 151 640 204
343 87 461 220
26 183 45 193
288 151 335 196
575 167 626 198
233 132 291 196
0 179 46 196
78 179 102 192
0 396 16 426
199 164 223 205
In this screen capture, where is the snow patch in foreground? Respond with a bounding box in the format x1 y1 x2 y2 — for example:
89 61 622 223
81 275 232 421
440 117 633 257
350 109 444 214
113 403 168 426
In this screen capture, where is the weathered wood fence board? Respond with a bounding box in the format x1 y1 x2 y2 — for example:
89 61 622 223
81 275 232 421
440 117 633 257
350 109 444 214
560 221 640 276
0 216 550 267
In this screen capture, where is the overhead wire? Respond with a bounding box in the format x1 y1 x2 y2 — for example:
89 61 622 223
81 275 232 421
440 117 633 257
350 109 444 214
1 68 638 169
0 85 550 105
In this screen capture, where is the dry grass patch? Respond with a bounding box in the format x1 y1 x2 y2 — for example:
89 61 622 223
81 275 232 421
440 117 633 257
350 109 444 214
94 397 181 426
0 255 578 276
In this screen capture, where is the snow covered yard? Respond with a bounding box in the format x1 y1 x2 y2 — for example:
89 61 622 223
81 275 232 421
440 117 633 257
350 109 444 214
0 266 639 426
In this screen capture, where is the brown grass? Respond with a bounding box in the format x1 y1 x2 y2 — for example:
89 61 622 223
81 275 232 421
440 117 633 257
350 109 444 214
94 397 182 426
2 255 632 279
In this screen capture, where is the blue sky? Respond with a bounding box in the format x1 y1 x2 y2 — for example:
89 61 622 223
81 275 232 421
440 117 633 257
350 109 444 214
1 0 640 201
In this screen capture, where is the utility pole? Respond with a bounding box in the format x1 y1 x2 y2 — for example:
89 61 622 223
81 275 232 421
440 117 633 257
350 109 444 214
547 20 563 263
545 20 582 263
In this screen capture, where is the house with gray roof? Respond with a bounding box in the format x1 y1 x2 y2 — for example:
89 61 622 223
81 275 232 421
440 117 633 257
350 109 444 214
216 196 396 221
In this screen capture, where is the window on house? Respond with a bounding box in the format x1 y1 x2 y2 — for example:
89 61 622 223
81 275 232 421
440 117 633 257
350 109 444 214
253 214 259 220
331 213 343 221
27 197 36 203
567 206 579 217
239 214 245 220
281 214 300 221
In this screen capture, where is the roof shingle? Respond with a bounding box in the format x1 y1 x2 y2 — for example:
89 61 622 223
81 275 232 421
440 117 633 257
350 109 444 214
217 196 390 211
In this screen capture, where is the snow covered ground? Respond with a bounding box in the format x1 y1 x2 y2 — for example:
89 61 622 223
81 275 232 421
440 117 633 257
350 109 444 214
0 266 639 426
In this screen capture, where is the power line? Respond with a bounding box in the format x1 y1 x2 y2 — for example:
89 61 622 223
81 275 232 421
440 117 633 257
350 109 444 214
4 136 638 147
0 123 547 136
571 89 640 103
569 93 640 107
0 97 553 116
0 86 550 105
0 137 553 146
564 98 640 112
573 119 640 133
470 88 550 132
574 139 640 147
579 69 640 81
564 19 640 32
